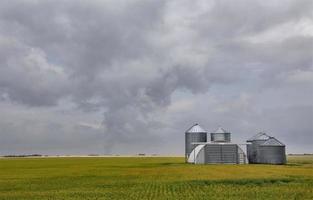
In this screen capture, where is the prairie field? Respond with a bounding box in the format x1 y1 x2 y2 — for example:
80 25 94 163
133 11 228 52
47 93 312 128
0 156 312 200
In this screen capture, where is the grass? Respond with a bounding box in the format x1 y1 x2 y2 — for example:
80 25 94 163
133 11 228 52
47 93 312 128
0 156 312 200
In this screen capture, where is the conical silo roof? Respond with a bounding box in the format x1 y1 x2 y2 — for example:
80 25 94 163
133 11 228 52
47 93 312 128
212 127 229 133
247 132 270 142
260 137 285 146
186 123 207 133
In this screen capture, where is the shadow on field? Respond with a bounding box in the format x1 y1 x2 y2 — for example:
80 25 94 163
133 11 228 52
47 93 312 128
186 178 295 186
285 163 302 166
159 162 182 166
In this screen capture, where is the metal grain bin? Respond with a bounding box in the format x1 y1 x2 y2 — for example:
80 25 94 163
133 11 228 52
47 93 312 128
259 137 286 164
246 132 270 163
185 123 207 162
210 127 231 143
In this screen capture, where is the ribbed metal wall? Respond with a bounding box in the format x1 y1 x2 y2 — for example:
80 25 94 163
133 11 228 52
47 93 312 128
205 145 221 163
211 133 231 143
247 140 265 163
222 145 238 163
204 144 238 164
185 132 207 159
247 143 253 163
259 146 286 164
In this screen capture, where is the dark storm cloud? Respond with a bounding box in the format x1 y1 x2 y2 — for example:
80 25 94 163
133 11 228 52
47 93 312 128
0 0 312 154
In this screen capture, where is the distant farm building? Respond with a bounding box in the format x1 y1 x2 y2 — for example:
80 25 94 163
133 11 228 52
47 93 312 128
185 124 286 165
185 124 246 164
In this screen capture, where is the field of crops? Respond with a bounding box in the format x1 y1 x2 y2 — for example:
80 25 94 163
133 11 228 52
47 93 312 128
0 156 312 200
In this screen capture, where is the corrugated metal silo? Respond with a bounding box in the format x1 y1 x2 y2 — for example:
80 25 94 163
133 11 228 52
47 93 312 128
259 137 286 164
246 132 270 163
210 127 231 143
185 123 207 162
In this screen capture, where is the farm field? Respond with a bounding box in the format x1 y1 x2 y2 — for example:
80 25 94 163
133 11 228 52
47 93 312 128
0 156 312 200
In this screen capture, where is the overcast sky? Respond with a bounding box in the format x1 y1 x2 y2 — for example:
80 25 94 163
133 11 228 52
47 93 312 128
0 0 312 155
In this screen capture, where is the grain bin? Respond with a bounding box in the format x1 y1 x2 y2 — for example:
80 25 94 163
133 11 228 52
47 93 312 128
258 137 286 164
246 133 286 164
185 123 207 162
210 127 231 143
246 132 270 163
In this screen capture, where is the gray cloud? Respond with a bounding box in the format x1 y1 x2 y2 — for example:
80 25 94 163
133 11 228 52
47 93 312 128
0 0 312 155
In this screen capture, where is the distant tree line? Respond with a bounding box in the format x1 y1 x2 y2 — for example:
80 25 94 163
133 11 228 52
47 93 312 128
2 154 43 157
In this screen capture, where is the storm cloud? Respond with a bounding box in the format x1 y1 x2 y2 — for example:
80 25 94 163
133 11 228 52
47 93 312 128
0 0 312 155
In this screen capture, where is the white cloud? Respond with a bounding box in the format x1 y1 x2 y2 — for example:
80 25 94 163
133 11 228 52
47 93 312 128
246 17 313 43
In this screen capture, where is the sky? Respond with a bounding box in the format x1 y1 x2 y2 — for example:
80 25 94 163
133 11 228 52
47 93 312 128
0 0 312 155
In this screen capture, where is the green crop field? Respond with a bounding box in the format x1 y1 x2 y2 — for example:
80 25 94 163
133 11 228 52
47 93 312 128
0 156 312 200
